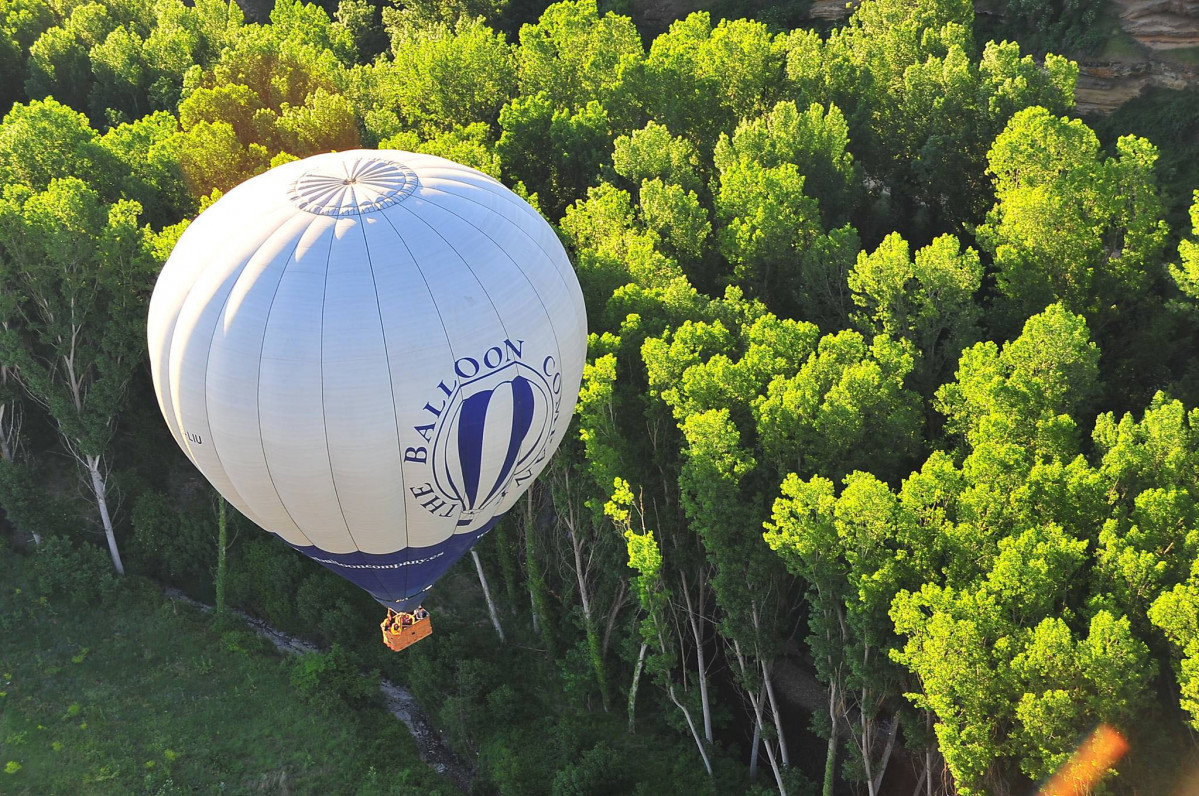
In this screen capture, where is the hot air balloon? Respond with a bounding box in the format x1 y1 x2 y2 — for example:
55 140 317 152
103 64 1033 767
147 150 587 649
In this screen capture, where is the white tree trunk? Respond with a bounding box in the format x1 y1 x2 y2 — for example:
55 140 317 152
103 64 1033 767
750 718 761 781
524 492 541 635
668 684 713 777
681 570 713 744
627 642 648 733
861 698 875 795
568 520 592 624
86 454 123 575
697 634 712 743
871 715 900 796
471 549 504 643
753 687 786 796
910 766 927 796
735 639 787 796
824 680 838 796
763 659 790 768
925 713 934 796
0 413 11 462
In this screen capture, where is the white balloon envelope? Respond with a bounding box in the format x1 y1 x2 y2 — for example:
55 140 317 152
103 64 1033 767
148 150 587 612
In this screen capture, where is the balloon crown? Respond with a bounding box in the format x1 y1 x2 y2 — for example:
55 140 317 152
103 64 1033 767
288 153 418 217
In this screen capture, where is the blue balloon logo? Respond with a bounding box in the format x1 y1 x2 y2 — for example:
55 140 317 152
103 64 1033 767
431 361 554 524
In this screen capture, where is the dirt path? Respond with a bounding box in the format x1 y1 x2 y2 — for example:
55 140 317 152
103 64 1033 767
163 588 473 792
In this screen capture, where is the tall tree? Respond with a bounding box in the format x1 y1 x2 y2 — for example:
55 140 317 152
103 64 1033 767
514 0 641 115
713 99 859 229
1171 190 1199 301
609 477 713 776
635 13 787 152
0 177 158 572
766 471 918 795
1149 559 1199 729
848 232 982 396
372 16 515 137
978 107 1169 330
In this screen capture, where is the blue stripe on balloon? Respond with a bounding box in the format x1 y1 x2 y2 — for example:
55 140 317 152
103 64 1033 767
274 516 500 613
457 390 492 508
482 376 535 506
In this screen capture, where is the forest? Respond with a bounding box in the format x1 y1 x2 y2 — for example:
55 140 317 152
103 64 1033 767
1 0 1198 792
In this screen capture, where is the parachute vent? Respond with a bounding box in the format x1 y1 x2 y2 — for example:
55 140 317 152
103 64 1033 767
289 154 418 217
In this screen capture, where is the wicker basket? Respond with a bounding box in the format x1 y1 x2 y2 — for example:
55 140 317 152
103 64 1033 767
381 616 433 652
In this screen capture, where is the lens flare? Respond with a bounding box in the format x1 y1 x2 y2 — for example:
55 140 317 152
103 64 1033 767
1038 724 1129 796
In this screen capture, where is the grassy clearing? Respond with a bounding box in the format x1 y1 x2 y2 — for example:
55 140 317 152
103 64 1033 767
1163 46 1199 67
0 550 453 795
1096 2 1145 62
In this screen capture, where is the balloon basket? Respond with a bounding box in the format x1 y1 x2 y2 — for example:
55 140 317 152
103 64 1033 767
381 610 433 652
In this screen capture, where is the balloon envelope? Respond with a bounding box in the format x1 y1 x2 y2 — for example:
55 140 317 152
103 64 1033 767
148 150 587 611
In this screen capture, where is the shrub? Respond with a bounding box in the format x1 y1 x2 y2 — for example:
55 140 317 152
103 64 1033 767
30 535 120 607
129 491 215 587
227 537 305 629
294 571 375 647
0 460 80 543
290 643 378 709
551 741 631 796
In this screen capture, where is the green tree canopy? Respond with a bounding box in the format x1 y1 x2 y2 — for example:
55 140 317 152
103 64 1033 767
979 107 1169 328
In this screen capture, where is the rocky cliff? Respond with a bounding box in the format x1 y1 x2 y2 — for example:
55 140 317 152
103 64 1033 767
1112 0 1199 51
794 0 1199 114
1070 0 1199 114
1074 56 1197 113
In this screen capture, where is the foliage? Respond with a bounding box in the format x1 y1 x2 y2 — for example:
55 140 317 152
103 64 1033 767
28 534 121 606
290 643 379 709
2 1 1199 793
1173 191 1199 301
978 107 1169 330
849 232 981 393
985 0 1108 55
129 490 217 588
0 552 452 794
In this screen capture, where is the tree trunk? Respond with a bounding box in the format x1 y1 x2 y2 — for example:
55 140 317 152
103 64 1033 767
668 684 713 777
763 659 791 768
472 549 505 643
566 511 609 710
735 639 787 796
750 718 761 781
860 645 875 795
824 680 838 796
753 686 786 796
627 642 648 733
86 454 123 575
697 633 713 743
524 492 543 637
601 579 626 658
681 569 713 743
215 497 228 615
910 766 927 796
925 712 934 796
861 697 874 795
871 715 900 796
